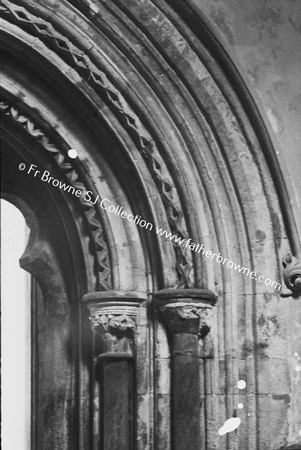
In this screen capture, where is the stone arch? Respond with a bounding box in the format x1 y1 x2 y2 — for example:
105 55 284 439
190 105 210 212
1 1 300 449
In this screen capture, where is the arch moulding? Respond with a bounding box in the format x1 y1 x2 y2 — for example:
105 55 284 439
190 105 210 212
1 0 300 449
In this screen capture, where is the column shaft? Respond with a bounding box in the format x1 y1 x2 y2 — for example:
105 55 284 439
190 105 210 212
154 289 217 450
172 333 200 450
99 356 133 450
83 291 146 450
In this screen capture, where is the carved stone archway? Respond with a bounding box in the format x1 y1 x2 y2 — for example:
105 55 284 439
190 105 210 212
1 1 300 449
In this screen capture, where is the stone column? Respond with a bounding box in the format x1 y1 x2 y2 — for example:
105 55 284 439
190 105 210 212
82 291 146 450
154 289 217 450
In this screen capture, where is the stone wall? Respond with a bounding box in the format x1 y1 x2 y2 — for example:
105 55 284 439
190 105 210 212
193 0 301 240
1 1 300 449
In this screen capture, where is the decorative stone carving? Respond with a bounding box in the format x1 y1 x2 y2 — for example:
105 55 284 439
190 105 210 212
155 288 217 338
83 291 146 355
160 301 213 338
0 101 111 290
0 0 193 288
282 254 301 296
88 304 138 337
88 304 138 354
154 289 217 450
82 291 145 450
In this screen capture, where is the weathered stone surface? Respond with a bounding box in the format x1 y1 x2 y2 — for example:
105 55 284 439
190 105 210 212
1 0 300 449
155 289 216 450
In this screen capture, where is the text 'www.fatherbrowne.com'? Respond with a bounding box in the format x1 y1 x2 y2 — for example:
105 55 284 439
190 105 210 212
155 227 281 291
19 162 282 291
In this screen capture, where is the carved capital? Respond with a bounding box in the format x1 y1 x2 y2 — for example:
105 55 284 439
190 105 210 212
160 301 212 337
282 254 301 296
88 304 138 338
154 289 217 338
82 291 146 354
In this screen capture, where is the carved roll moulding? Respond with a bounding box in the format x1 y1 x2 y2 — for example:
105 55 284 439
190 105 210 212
154 288 217 450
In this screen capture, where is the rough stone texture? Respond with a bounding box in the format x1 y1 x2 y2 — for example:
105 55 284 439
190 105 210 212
1 0 300 449
194 0 301 240
100 359 133 450
190 2 301 446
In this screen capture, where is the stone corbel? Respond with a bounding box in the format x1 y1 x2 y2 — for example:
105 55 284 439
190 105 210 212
282 254 301 298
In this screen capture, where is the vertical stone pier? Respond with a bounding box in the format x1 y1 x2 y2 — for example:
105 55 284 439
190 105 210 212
154 289 217 450
82 291 146 450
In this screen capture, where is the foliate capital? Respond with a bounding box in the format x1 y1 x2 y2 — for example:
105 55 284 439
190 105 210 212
154 289 217 338
82 291 146 338
89 304 138 337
